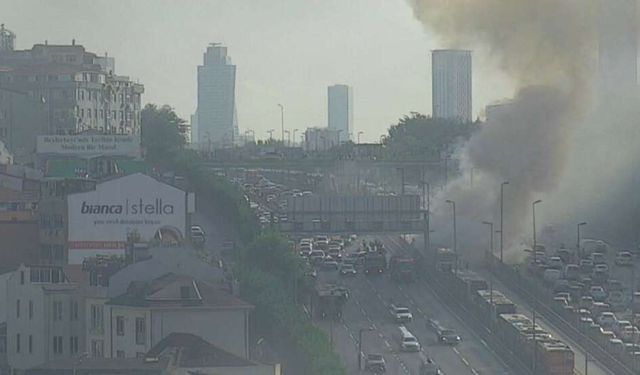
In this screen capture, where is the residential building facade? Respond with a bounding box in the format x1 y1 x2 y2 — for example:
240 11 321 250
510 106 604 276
327 84 353 142
197 44 238 149
432 49 472 122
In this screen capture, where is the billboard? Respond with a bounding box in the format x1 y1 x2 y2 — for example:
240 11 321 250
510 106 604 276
37 135 140 157
67 173 186 264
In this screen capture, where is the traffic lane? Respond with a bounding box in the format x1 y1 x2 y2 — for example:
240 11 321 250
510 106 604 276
475 268 614 375
344 271 413 374
365 273 486 375
315 268 408 374
379 236 513 375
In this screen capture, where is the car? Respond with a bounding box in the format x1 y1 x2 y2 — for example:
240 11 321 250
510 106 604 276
547 256 564 270
364 353 386 373
556 248 573 263
597 312 617 328
428 319 461 345
590 252 607 265
327 246 342 260
309 250 326 264
564 264 580 281
390 304 413 323
580 259 594 274
555 292 571 304
419 357 443 375
342 254 359 265
321 259 339 271
339 263 357 276
613 320 633 335
590 286 607 301
190 225 205 236
615 251 634 266
606 291 626 310
580 295 594 309
543 269 562 285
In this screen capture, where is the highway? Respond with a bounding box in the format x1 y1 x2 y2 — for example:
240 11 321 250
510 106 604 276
380 234 617 375
315 237 513 374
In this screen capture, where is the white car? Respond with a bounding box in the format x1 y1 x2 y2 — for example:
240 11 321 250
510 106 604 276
597 312 617 328
547 256 563 270
615 251 633 266
190 225 205 236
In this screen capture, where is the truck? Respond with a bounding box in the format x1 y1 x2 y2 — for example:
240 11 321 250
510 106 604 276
314 283 348 320
364 252 387 275
389 256 416 282
435 247 456 272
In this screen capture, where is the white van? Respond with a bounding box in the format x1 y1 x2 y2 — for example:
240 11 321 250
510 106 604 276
396 326 421 352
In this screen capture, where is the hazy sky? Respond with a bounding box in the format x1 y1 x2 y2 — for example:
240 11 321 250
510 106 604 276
2 0 513 141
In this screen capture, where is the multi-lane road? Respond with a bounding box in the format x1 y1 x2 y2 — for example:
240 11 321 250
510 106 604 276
314 237 513 374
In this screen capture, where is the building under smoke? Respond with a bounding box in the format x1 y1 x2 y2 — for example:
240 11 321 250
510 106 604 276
598 0 638 96
432 49 472 123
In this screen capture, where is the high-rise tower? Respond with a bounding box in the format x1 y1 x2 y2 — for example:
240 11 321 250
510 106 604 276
328 84 353 143
432 49 472 122
197 43 238 148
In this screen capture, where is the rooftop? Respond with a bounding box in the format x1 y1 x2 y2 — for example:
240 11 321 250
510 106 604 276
147 333 258 367
108 273 252 310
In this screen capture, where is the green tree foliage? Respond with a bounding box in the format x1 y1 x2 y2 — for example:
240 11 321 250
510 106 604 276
383 112 479 160
141 104 186 167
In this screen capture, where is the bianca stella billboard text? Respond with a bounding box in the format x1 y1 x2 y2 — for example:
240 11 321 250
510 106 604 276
67 173 186 264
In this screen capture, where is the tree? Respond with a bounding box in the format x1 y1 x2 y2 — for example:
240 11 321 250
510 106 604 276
383 113 480 160
141 104 187 167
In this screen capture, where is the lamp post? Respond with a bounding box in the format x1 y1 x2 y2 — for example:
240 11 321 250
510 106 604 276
482 221 494 256
358 131 364 144
277 103 284 144
577 222 587 259
358 327 373 370
532 199 542 262
500 181 509 263
446 200 457 274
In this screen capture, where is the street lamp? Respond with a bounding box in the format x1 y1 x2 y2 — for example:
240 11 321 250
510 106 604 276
500 181 509 263
446 200 457 274
358 327 373 370
577 222 587 259
358 131 364 144
277 103 284 144
482 221 494 256
532 199 542 262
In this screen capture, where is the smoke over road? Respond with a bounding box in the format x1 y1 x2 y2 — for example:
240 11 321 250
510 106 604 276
410 0 640 260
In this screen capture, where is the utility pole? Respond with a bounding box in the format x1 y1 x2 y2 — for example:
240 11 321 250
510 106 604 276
500 181 509 263
532 199 542 263
446 200 457 274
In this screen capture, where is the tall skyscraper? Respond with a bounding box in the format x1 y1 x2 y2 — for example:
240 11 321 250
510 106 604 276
328 84 353 142
431 49 472 122
197 43 238 149
598 0 638 96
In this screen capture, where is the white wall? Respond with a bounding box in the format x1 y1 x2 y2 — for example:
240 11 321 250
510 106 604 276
109 306 150 358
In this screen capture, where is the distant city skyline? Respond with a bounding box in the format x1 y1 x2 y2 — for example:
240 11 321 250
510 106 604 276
0 0 517 141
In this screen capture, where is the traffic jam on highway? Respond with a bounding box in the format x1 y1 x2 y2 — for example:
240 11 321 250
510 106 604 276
230 169 640 375
516 237 640 372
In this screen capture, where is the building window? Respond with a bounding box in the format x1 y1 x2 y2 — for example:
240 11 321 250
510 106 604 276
53 301 63 321
16 299 20 318
91 339 104 358
70 336 78 354
116 316 125 336
16 334 20 353
28 335 33 353
135 317 145 345
116 350 124 358
29 300 33 320
90 305 104 333
70 301 78 321
53 336 63 355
